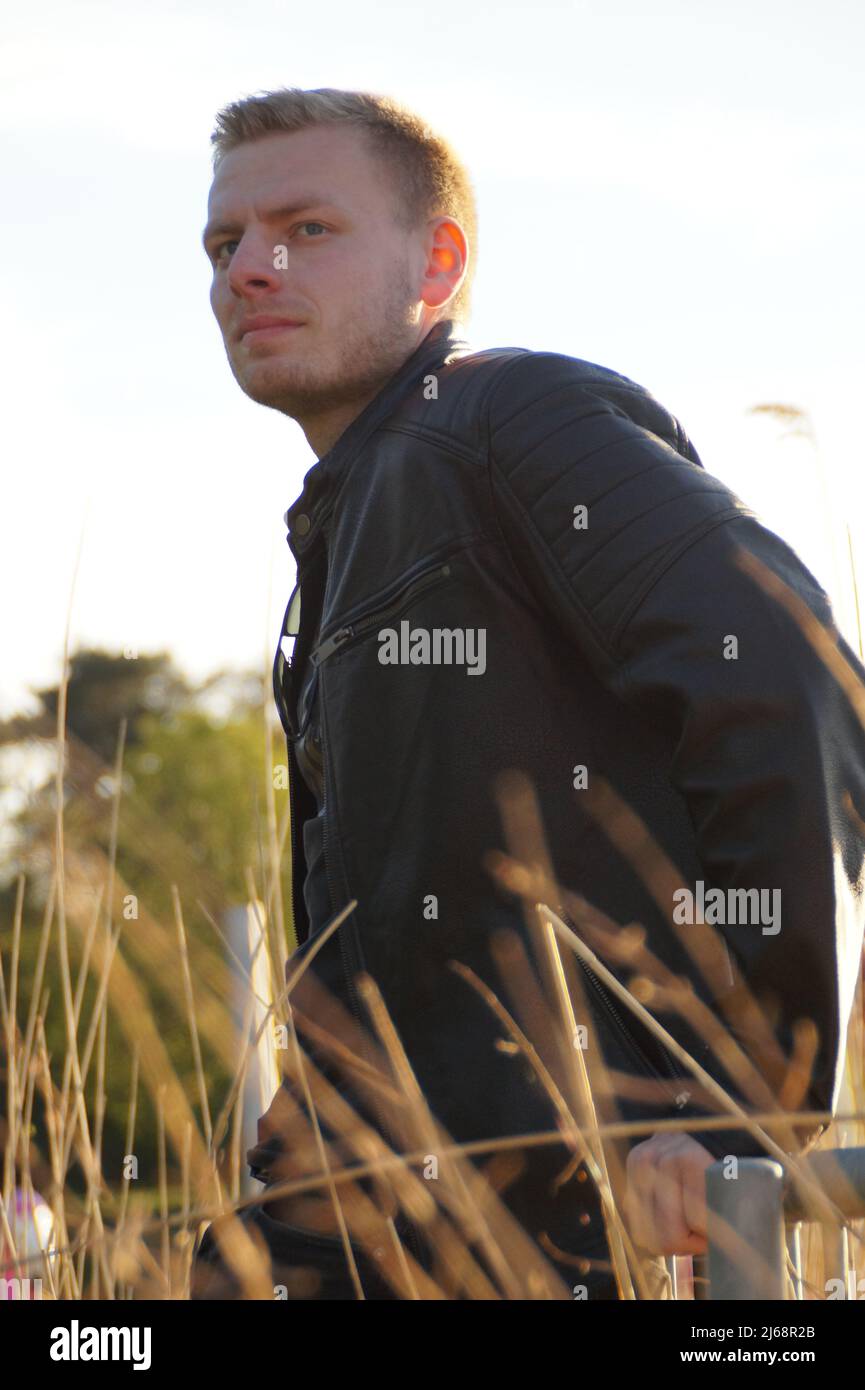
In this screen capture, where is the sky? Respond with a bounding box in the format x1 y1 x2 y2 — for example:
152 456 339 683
3 0 864 727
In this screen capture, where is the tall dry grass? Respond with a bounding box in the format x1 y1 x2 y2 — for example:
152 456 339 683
2 459 864 1300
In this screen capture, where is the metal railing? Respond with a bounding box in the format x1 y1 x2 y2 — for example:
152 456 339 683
690 1149 865 1299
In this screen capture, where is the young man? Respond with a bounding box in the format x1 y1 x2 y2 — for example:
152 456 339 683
192 86 865 1299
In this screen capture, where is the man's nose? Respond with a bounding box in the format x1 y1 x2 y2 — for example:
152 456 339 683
226 234 284 295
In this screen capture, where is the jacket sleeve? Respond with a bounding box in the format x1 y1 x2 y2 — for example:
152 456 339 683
484 351 865 1161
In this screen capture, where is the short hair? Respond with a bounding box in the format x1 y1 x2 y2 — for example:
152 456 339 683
210 86 478 326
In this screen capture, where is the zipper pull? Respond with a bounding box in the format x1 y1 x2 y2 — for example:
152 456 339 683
311 625 354 666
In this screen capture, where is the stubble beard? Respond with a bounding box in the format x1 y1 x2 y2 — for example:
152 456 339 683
232 269 422 425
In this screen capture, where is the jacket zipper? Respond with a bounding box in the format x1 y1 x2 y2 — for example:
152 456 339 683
274 578 314 945
310 562 453 667
576 956 691 1109
284 741 309 949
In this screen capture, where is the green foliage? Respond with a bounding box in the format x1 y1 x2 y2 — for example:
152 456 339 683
0 647 293 1194
123 706 272 910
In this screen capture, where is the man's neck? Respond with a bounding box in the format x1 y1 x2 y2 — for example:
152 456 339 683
300 318 455 460
302 393 381 461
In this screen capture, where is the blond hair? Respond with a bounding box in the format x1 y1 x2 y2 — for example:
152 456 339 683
210 86 477 326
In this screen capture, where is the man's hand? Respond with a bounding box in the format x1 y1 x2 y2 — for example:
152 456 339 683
624 1132 716 1256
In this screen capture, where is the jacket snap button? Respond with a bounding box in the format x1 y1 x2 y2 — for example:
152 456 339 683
294 513 311 537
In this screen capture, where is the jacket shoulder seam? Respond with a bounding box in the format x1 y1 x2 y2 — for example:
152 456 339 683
482 369 619 666
482 357 751 665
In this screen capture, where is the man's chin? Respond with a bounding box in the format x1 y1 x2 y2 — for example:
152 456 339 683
241 375 356 423
232 361 314 413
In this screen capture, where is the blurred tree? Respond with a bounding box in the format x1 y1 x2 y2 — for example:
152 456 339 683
0 647 292 1192
31 648 193 763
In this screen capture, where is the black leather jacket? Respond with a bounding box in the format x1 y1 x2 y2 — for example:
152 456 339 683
269 317 865 1193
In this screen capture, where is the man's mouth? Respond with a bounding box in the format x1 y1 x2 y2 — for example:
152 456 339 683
237 317 306 344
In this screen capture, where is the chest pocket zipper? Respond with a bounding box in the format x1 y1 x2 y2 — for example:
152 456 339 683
310 561 454 667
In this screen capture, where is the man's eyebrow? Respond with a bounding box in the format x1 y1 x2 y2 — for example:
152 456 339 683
201 198 339 248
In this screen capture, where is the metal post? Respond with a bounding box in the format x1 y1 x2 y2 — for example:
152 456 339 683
223 901 278 1198
821 1222 850 1299
699 1148 865 1299
786 1223 803 1300
706 1158 787 1300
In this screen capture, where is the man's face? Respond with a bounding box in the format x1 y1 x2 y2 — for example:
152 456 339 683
203 125 433 425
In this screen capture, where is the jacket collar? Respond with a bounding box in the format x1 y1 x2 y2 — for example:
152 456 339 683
283 318 471 559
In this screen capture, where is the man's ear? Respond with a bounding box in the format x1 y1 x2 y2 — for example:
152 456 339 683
421 217 468 310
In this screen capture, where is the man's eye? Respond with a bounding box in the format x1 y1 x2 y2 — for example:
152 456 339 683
211 223 327 265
